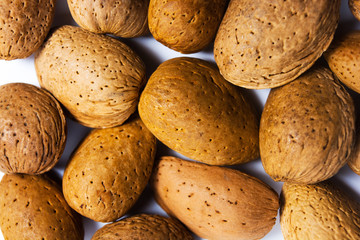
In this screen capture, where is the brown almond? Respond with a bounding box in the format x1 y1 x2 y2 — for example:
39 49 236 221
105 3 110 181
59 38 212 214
63 117 156 222
214 0 340 89
260 67 355 184
0 174 83 240
139 57 259 166
280 181 360 239
35 25 146 128
349 0 360 21
0 83 66 175
91 214 193 240
151 156 279 240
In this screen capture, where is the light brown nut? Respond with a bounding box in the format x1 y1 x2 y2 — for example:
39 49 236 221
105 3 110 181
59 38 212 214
0 83 66 175
91 214 193 240
148 0 227 53
214 0 340 89
68 0 149 38
0 0 56 60
260 67 355 184
280 181 360 239
138 57 259 166
151 156 279 240
324 31 360 94
348 128 360 175
0 174 83 240
349 0 360 21
35 25 146 128
63 117 156 222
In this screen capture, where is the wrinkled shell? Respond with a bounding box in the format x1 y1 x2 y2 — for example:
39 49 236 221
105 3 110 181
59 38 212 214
151 156 279 240
63 117 156 222
324 31 360 94
214 0 340 89
0 83 66 175
349 0 360 21
68 0 149 38
0 0 56 60
91 214 193 240
139 57 259 165
280 181 360 239
0 174 83 240
148 0 227 53
35 25 146 128
260 67 355 184
348 128 360 175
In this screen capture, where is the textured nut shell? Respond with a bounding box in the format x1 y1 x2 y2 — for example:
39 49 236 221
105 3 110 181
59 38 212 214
260 67 355 184
280 181 360 239
151 156 279 240
0 0 56 60
91 214 193 240
324 31 360 94
0 83 66 175
0 174 83 240
139 57 259 165
214 0 340 89
148 0 227 53
349 0 360 21
348 128 360 175
35 25 146 128
68 0 149 38
63 117 156 222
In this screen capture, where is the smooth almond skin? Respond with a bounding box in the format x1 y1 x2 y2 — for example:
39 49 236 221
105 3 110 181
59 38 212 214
349 0 360 21
260 67 355 184
139 57 259 166
0 83 66 175
0 174 83 240
63 117 156 222
324 31 360 94
151 156 279 240
0 0 56 60
35 25 146 128
280 181 360 239
91 214 193 240
148 0 227 53
68 0 149 38
214 0 340 89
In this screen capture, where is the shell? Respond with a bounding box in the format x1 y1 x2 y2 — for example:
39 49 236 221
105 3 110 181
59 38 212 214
348 128 360 175
214 0 340 89
68 0 149 38
0 174 83 240
260 67 355 184
349 0 360 21
280 181 360 239
0 0 56 60
91 214 193 240
63 117 156 222
148 0 227 53
324 31 360 94
35 25 146 128
151 156 279 240
0 83 66 175
138 57 259 166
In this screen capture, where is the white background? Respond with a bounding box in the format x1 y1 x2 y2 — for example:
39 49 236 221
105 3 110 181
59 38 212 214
0 0 360 239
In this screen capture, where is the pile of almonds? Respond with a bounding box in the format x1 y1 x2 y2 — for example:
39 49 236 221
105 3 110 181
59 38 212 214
0 0 360 240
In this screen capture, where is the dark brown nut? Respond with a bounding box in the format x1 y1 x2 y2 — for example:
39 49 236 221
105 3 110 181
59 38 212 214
35 25 146 128
280 181 360 239
151 156 279 240
324 31 360 94
348 128 360 175
214 0 340 89
148 0 227 53
0 174 83 240
138 57 259 166
91 214 193 240
63 117 156 222
349 0 360 21
68 0 149 38
0 83 66 175
260 67 355 184
0 0 56 60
